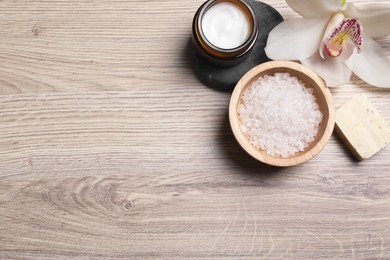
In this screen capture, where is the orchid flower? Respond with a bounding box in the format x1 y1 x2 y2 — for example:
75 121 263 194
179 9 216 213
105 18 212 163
265 0 390 88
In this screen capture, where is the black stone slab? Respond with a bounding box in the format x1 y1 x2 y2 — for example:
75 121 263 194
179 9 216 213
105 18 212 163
192 0 283 92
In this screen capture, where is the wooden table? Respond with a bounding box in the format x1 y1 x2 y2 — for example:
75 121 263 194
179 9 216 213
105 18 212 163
1 0 389 259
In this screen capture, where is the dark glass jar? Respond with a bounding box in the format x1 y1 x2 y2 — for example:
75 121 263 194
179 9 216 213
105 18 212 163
192 0 258 67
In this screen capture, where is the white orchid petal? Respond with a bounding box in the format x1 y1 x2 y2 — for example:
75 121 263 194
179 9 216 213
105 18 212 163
321 13 345 42
347 35 390 88
286 0 342 18
319 41 325 59
345 3 390 38
265 17 329 61
320 13 345 58
301 53 352 87
335 41 355 62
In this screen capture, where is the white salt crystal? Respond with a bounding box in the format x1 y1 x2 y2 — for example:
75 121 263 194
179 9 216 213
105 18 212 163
238 73 323 158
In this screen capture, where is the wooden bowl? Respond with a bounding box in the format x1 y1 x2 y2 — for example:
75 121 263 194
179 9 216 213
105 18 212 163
229 61 335 167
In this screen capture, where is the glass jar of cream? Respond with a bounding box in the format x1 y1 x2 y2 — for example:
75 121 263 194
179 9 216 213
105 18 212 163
192 0 258 67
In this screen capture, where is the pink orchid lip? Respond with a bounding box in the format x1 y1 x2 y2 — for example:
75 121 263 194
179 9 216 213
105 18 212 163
324 17 363 58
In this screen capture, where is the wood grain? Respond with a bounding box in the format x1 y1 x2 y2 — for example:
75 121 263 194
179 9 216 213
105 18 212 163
0 0 389 259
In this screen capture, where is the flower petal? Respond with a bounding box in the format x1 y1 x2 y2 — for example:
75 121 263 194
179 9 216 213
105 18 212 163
286 0 343 18
324 17 363 58
320 13 345 59
301 53 352 87
265 17 329 61
345 3 390 38
347 35 390 88
335 40 356 62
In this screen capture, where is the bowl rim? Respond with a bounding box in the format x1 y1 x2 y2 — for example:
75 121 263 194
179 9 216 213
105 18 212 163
229 60 335 167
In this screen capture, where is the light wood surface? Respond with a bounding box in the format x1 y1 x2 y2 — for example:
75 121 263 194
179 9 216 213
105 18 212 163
0 0 389 259
230 61 335 167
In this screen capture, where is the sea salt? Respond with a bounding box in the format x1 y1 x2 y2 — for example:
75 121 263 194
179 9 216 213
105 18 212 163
238 73 323 158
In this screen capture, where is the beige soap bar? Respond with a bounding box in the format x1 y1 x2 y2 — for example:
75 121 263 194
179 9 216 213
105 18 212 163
335 94 390 160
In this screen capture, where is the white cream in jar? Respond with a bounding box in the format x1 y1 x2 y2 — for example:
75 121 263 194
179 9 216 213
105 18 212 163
201 2 251 49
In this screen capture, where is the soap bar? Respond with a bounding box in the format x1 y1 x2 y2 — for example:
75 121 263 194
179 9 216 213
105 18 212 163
335 94 390 160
